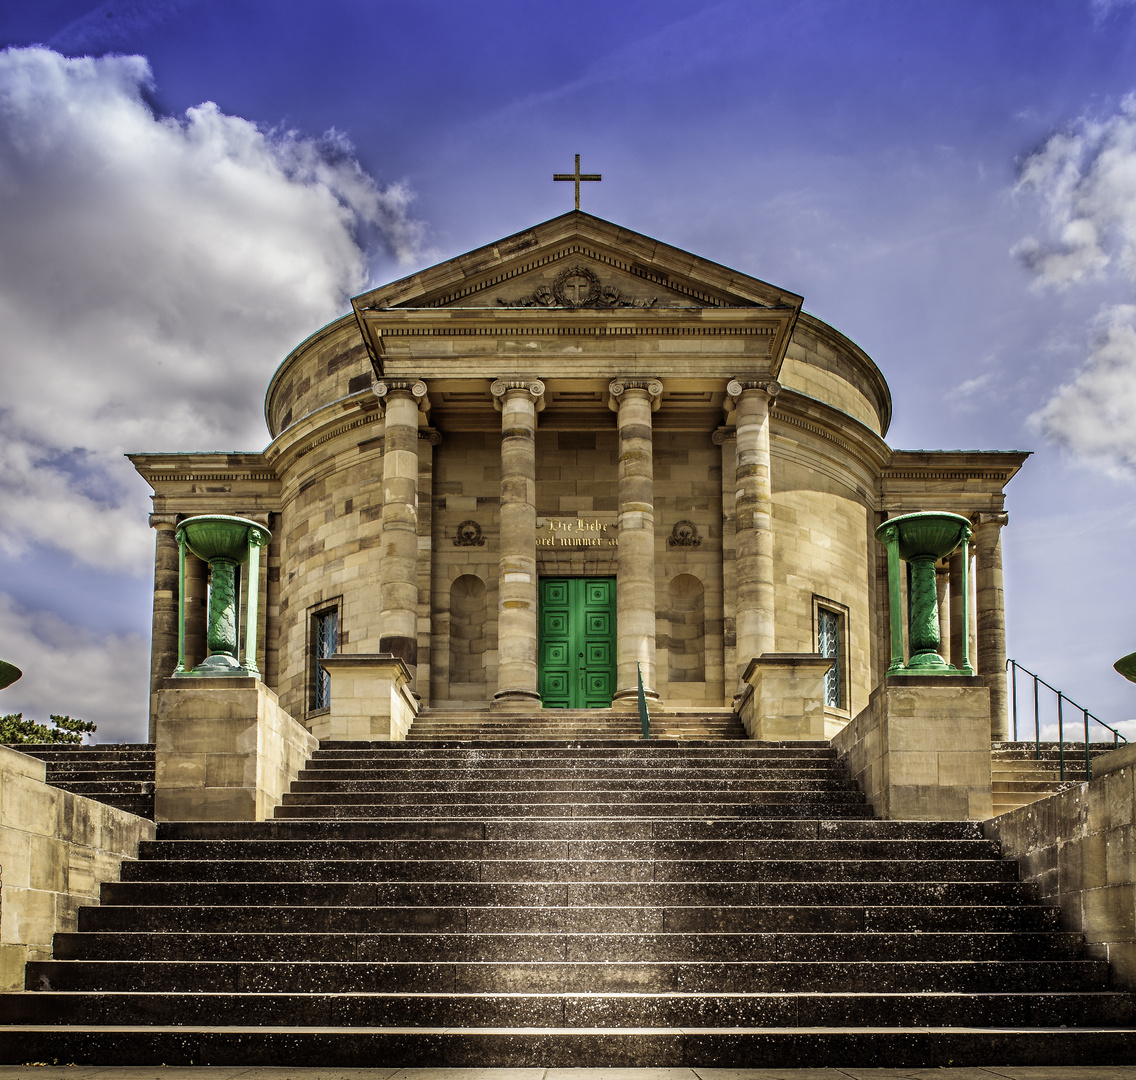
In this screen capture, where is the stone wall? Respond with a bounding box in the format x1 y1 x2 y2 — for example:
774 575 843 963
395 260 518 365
984 744 1136 989
155 678 318 821
0 744 154 991
833 677 993 820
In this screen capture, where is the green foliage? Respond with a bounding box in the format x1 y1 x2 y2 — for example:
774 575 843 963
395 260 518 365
0 712 97 745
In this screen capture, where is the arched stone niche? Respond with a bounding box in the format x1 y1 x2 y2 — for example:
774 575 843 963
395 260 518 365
448 574 488 698
668 573 706 684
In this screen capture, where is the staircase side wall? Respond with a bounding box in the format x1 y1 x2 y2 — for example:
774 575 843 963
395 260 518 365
0 744 155 991
984 753 1136 990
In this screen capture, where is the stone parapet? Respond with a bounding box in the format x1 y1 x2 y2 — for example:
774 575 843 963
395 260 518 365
985 749 1136 989
0 744 155 991
738 653 832 740
317 654 418 741
154 677 317 821
833 676 993 820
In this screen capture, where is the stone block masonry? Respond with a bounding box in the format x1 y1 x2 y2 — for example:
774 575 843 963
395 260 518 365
154 677 317 822
833 675 993 820
986 741 1136 990
0 744 154 991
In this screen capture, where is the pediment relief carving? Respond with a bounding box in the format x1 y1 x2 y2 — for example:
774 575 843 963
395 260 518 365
412 245 766 311
497 264 663 310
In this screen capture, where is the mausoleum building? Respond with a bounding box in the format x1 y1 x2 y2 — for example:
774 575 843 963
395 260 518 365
130 210 1026 744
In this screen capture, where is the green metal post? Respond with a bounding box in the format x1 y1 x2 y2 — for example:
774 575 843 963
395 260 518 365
955 527 975 675
638 662 650 739
883 525 905 675
243 528 267 678
174 528 187 675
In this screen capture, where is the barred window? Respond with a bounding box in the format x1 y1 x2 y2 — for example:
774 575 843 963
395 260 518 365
818 607 842 710
311 607 338 710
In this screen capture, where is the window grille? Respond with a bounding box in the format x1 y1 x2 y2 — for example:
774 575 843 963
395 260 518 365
818 608 841 709
312 608 338 710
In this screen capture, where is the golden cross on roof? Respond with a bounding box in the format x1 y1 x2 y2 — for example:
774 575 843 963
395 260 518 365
553 154 601 210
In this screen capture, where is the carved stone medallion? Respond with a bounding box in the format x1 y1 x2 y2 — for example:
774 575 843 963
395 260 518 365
454 520 486 547
668 520 702 548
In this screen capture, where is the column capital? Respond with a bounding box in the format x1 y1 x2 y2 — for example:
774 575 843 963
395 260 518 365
971 511 1009 529
607 377 663 412
149 513 180 531
712 426 736 446
491 378 545 412
726 378 780 409
373 377 430 413
418 428 443 447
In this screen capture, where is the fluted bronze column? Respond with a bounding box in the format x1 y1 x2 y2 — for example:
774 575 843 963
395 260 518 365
728 378 779 684
609 377 662 703
492 378 544 709
373 378 428 684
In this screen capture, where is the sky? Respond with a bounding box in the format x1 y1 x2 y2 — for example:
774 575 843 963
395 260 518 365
4 0 1136 742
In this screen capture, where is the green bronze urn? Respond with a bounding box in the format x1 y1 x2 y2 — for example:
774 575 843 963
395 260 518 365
0 660 22 690
876 511 974 676
175 515 270 678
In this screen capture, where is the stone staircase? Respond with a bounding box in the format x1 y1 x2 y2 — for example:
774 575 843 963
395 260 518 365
407 707 746 741
2 733 1134 1066
992 741 1116 816
5 742 155 818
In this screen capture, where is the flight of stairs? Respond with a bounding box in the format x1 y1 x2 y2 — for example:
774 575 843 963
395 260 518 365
992 741 1115 816
6 742 155 818
2 731 1134 1066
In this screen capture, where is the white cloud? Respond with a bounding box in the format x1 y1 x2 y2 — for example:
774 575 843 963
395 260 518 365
0 592 149 742
1030 304 1136 475
0 46 425 572
1017 98 1136 473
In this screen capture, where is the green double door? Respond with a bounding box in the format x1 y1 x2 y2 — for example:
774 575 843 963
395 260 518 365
538 577 616 708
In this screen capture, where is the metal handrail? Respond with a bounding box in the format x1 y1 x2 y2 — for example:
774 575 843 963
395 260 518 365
1007 659 1127 781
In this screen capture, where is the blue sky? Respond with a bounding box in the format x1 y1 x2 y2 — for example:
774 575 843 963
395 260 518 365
3 0 1136 741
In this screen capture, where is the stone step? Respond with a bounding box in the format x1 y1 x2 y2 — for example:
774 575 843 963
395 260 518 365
136 837 1001 860
154 818 987 842
6 990 1129 1029
284 778 862 795
99 879 1042 908
48 930 1084 964
24 957 1107 994
3 1025 1135 1068
309 744 837 757
78 903 1062 934
296 766 848 781
46 780 156 795
269 802 875 820
277 787 868 806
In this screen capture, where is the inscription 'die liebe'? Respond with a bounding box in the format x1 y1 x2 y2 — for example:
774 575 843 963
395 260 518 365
536 518 617 547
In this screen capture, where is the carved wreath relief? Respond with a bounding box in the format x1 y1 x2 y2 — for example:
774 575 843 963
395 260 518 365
668 520 702 548
498 264 657 309
453 520 486 547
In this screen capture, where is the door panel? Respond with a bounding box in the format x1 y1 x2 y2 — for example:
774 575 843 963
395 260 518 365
539 577 616 708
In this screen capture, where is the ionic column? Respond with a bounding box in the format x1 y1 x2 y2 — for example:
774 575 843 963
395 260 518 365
973 511 1011 740
416 428 442 706
727 378 780 684
148 514 180 741
373 378 428 682
491 378 545 709
714 427 738 700
609 378 663 703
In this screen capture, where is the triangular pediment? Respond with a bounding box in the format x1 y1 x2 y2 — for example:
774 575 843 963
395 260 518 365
352 211 802 313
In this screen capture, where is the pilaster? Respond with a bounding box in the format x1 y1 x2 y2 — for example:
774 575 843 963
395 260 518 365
147 513 180 742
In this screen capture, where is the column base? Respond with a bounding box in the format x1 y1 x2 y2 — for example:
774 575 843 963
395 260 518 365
612 688 661 712
491 689 543 712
